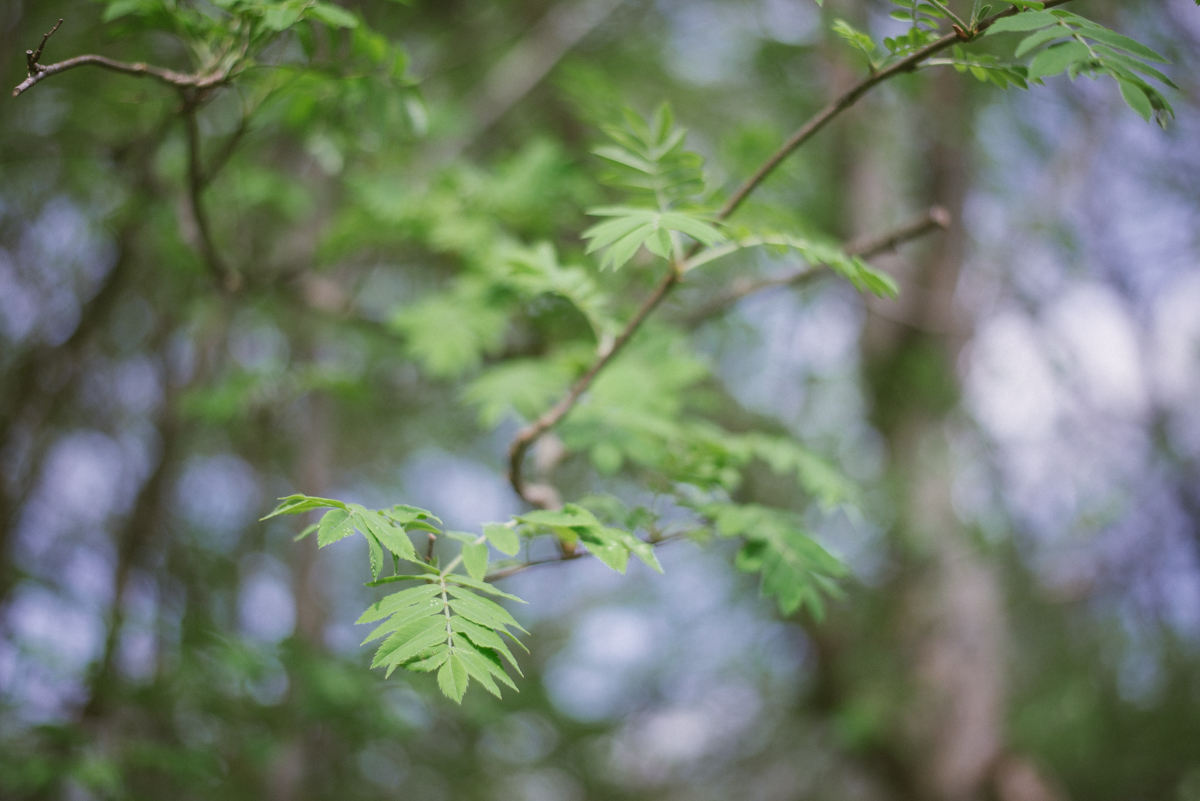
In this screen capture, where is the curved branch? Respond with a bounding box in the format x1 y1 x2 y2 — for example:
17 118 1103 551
184 104 241 292
508 264 680 503
13 53 230 97
502 2 1070 504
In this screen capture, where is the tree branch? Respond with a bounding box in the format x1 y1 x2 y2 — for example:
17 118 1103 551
484 530 691 583
682 206 951 327
13 52 231 98
508 262 680 503
500 2 1070 505
11 17 237 98
184 101 241 292
716 0 1073 222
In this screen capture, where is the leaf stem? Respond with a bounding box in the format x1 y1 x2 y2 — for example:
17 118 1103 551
928 0 971 34
440 533 488 576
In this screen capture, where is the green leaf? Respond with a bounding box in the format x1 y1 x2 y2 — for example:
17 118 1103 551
437 654 470 702
453 643 502 697
444 574 527 603
583 207 724 269
581 531 630 573
703 503 847 619
358 511 418 562
262 494 346 520
372 615 446 668
483 523 521 556
360 597 443 645
101 0 151 22
591 105 708 209
390 291 509 377
446 588 528 633
293 523 318 542
1094 47 1178 90
462 542 489 581
365 529 385 581
1077 27 1168 63
366 573 441 587
1028 41 1091 79
831 19 877 68
405 648 449 673
1015 27 1067 58
386 505 442 525
985 10 1058 35
307 2 359 28
356 585 442 625
263 5 304 31
456 642 518 694
658 213 723 247
317 508 356 547
451 617 524 668
1118 78 1153 121
517 509 596 528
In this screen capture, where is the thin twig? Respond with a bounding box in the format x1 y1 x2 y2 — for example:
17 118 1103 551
682 206 951 327
184 101 241 292
203 111 250 188
500 2 1070 504
484 530 693 583
26 18 64 73
13 53 230 97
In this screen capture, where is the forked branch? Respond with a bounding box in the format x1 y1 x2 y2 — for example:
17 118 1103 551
505 1 1072 505
12 18 234 97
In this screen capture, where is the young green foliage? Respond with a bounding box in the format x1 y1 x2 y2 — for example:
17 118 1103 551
264 495 528 702
516 505 663 574
832 19 880 71
701 502 847 620
986 8 1176 125
686 233 899 298
583 105 724 269
259 2 1175 708
927 47 1031 89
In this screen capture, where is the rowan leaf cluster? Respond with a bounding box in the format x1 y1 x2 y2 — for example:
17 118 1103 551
20 0 1178 707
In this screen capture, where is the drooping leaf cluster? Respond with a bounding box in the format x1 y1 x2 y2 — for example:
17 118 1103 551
985 7 1176 125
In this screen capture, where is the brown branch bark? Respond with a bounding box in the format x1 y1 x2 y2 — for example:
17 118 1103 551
502 0 1073 504
13 52 231 97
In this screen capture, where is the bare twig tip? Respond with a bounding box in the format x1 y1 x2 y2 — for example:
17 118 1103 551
33 18 65 64
930 206 952 229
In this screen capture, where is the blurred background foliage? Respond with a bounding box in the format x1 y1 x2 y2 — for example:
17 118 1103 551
2 0 1200 800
